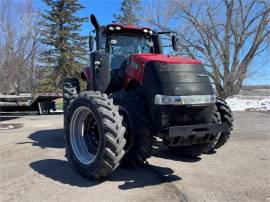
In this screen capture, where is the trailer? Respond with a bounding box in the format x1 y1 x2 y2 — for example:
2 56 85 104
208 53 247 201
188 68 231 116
0 93 63 115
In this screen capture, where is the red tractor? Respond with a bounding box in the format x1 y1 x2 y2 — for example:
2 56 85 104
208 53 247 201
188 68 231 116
63 15 233 179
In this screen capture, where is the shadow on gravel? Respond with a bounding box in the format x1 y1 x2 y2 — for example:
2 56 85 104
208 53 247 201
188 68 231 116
17 129 64 149
30 159 182 189
151 146 202 162
0 116 21 121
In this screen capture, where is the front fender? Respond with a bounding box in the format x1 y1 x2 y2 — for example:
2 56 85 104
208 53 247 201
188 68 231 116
81 67 91 82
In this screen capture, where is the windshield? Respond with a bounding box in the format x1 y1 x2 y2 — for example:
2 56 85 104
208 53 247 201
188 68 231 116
102 34 154 70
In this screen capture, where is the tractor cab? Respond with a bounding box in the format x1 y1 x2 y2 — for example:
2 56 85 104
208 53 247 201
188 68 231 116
89 24 164 70
86 17 178 93
100 24 162 71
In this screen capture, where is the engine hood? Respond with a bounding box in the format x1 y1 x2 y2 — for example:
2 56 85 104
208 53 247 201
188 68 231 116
131 53 202 65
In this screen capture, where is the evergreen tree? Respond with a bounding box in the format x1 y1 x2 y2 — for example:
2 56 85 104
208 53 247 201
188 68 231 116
114 0 141 25
40 0 87 89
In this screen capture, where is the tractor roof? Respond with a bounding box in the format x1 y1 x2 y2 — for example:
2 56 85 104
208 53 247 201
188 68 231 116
110 24 150 30
103 24 154 35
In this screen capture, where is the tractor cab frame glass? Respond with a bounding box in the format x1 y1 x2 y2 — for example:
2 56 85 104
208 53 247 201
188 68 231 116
101 30 163 70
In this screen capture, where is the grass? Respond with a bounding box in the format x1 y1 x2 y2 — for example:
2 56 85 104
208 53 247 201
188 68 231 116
55 98 63 110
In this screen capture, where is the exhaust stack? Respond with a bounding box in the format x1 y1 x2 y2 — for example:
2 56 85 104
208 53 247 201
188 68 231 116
90 14 101 51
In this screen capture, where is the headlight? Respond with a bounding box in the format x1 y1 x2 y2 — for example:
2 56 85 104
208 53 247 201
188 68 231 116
94 60 101 66
154 95 216 105
143 28 148 33
115 26 121 30
149 30 153 35
109 26 115 31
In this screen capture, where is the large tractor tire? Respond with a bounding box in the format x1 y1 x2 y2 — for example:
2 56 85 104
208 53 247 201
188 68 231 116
166 106 221 158
63 78 80 115
65 91 126 179
212 97 233 149
112 91 154 167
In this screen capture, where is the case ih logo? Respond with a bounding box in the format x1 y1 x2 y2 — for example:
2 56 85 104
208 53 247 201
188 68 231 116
197 74 209 77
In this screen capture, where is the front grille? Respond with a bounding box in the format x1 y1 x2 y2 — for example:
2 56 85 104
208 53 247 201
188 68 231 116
157 104 214 128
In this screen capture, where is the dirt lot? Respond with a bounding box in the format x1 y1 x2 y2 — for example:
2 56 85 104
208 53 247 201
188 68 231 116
0 112 269 202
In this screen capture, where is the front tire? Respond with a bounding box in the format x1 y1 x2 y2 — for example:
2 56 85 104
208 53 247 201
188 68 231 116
65 91 126 179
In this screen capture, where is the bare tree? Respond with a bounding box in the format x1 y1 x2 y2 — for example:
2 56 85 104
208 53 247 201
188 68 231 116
144 0 270 98
0 0 41 95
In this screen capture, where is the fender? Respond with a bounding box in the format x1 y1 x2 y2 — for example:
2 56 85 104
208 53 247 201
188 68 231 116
81 66 93 90
81 66 92 82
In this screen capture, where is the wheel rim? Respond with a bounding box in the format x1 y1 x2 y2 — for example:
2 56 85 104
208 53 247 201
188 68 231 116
70 106 100 165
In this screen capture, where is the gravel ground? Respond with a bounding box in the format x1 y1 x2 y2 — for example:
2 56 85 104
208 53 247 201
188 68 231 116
0 112 269 202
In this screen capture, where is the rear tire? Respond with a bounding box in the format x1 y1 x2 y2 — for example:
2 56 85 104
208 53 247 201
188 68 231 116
112 91 154 167
213 97 233 149
65 91 126 179
63 78 80 114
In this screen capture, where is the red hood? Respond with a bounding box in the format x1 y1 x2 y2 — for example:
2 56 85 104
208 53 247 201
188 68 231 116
131 53 202 64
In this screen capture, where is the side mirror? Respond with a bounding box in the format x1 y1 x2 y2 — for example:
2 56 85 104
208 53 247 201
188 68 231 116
89 35 94 51
172 35 180 51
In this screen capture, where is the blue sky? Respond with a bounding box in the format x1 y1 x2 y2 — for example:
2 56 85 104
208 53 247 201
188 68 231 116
34 0 124 34
33 0 269 85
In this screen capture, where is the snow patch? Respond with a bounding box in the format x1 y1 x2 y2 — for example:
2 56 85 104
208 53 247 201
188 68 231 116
226 96 270 112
